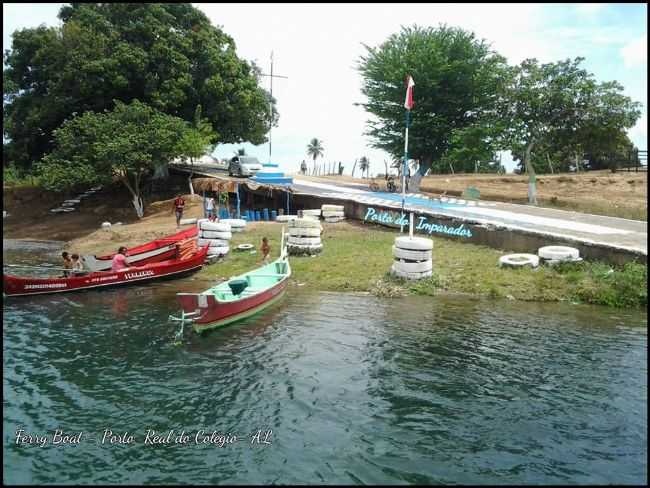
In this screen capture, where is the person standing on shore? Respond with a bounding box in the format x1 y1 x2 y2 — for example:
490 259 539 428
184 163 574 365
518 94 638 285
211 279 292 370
260 237 271 264
172 194 185 228
205 195 215 221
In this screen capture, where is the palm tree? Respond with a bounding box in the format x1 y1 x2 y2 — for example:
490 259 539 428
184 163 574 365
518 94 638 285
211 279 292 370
306 138 324 175
359 156 369 179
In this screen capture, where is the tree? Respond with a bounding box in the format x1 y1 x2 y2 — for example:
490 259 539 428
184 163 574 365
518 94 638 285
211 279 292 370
503 57 641 202
3 3 275 171
306 138 324 175
37 100 196 217
176 104 216 195
358 156 370 178
357 24 509 185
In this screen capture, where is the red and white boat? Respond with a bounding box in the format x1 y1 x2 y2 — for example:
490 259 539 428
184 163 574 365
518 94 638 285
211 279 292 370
81 226 198 272
3 245 209 297
170 230 290 334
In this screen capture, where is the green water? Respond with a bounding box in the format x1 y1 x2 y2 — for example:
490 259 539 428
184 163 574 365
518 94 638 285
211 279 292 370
3 239 647 484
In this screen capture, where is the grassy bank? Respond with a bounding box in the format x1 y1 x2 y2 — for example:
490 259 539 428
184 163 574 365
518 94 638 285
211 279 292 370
199 221 647 309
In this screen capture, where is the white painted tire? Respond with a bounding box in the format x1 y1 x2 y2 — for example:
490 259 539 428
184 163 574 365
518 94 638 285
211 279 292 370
231 228 244 233
179 218 197 225
221 219 246 228
207 246 229 256
392 259 433 273
545 257 584 266
391 264 433 280
199 221 231 232
62 208 75 212
101 222 112 229
392 246 432 261
499 253 540 268
275 215 298 222
288 218 321 229
303 215 320 221
538 246 580 261
322 210 345 218
287 236 322 246
289 227 321 237
198 238 230 247
287 244 323 254
394 236 433 251
301 209 321 216
63 199 81 204
321 204 344 212
324 217 345 223
61 202 77 207
50 208 66 213
199 230 232 240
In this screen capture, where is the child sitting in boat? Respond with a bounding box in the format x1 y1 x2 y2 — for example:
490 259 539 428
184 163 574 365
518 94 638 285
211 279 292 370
111 246 129 272
260 237 271 264
61 251 73 277
71 254 86 275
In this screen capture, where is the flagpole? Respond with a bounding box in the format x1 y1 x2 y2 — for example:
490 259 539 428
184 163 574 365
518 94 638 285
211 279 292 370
400 75 414 234
400 110 409 234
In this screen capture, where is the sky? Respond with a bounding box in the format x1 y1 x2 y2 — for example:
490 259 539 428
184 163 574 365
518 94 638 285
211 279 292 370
3 3 648 175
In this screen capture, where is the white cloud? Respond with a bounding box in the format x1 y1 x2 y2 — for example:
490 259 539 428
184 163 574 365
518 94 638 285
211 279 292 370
620 35 647 68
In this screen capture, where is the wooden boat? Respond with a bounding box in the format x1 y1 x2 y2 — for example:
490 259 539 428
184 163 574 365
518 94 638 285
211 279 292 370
171 229 291 334
81 226 198 272
3 244 209 297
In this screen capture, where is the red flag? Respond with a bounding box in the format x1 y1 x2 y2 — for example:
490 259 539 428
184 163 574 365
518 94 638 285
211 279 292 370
404 75 415 110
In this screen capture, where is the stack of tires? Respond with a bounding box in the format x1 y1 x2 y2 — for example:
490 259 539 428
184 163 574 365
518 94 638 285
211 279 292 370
301 209 321 220
196 219 231 258
287 218 323 256
391 236 433 279
321 204 345 223
221 218 246 233
537 245 582 266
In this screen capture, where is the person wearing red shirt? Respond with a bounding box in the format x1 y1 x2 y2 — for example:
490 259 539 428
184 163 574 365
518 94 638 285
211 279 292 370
172 194 185 228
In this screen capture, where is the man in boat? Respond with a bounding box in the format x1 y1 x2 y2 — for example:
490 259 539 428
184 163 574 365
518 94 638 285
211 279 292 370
61 251 73 277
172 194 186 228
111 246 129 272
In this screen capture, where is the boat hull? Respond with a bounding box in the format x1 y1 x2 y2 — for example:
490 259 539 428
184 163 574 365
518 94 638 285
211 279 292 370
82 227 198 271
3 246 209 296
178 277 289 333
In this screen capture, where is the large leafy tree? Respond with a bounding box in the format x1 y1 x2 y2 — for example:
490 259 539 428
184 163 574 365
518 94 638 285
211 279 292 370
502 57 641 203
37 100 199 218
3 3 275 170
357 24 509 186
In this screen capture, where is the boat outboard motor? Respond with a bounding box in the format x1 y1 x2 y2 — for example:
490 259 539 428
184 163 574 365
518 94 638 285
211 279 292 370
228 279 248 296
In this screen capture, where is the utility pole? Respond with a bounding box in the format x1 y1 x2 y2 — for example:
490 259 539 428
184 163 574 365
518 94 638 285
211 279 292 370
260 51 288 164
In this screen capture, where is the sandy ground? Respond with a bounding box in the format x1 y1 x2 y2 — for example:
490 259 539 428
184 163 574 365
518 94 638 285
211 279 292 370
3 183 205 253
291 170 647 219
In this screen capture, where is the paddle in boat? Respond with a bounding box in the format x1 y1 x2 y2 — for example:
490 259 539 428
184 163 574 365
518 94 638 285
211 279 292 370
81 226 198 272
3 241 209 297
170 228 291 334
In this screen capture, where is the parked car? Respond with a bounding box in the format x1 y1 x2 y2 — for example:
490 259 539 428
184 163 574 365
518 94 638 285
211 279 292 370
229 156 263 177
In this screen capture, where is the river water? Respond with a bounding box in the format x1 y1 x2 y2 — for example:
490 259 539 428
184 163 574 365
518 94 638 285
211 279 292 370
3 239 647 484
